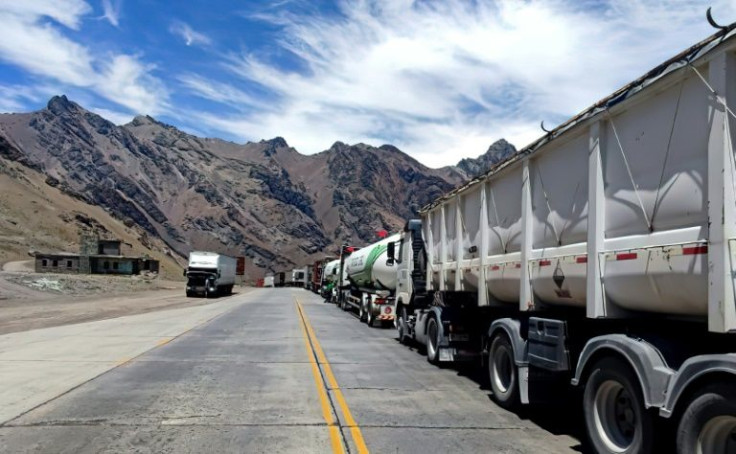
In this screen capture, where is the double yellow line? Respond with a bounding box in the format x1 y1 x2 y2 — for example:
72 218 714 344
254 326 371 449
296 300 369 454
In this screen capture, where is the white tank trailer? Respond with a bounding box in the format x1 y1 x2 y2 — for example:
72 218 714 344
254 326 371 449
321 259 340 300
185 252 237 298
343 234 401 326
389 20 736 454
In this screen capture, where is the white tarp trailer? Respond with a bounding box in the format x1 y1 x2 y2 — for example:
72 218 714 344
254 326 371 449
391 18 736 454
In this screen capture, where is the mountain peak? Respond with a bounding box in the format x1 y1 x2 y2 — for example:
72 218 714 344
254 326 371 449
379 144 402 153
46 95 80 115
260 136 288 148
455 138 516 179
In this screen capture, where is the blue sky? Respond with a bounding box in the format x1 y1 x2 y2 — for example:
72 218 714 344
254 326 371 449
1 0 734 167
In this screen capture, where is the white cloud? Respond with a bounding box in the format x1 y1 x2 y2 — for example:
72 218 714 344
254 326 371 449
169 21 212 47
101 0 121 27
90 106 133 125
201 0 736 168
178 74 268 111
0 0 168 116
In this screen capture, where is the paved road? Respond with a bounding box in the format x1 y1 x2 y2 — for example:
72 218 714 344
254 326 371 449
0 288 582 453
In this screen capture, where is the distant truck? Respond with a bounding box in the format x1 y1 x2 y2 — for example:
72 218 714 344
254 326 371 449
264 274 275 288
185 252 236 298
344 234 400 326
291 267 308 288
310 257 334 293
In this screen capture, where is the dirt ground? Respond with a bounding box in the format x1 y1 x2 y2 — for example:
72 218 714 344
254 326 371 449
0 261 251 335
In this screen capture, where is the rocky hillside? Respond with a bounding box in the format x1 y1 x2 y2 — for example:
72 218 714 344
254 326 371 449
454 139 516 179
0 95 511 277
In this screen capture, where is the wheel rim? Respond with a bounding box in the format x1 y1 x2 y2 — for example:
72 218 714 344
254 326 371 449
427 319 437 358
491 344 515 395
593 380 637 453
696 415 736 454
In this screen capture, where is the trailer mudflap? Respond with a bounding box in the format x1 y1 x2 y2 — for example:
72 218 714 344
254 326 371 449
528 318 570 372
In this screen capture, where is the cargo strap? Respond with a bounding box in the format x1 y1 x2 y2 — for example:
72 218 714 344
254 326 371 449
534 167 561 245
690 63 736 203
652 79 686 231
488 186 510 253
607 111 653 232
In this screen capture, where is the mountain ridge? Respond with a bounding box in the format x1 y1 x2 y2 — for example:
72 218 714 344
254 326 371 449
0 95 515 277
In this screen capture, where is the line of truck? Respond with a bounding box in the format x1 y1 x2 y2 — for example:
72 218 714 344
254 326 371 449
311 19 736 454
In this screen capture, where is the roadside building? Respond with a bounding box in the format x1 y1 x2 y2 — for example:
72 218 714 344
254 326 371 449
34 235 159 275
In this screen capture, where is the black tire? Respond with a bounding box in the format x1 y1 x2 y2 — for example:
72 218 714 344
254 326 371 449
397 306 408 344
676 382 736 454
426 316 440 364
186 291 193 298
583 357 653 454
367 302 375 327
488 334 519 409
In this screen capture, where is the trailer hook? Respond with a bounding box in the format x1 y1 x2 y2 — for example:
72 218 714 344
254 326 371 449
706 7 728 32
540 121 552 135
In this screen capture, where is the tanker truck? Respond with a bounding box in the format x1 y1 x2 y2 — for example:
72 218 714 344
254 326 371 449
321 259 340 300
389 21 736 454
344 234 401 327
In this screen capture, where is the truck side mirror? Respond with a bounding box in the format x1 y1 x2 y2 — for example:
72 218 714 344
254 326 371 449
386 242 395 266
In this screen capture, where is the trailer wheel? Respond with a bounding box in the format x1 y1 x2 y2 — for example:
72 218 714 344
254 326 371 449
488 334 518 409
583 357 653 454
397 306 409 344
367 302 375 327
676 383 736 454
426 316 440 364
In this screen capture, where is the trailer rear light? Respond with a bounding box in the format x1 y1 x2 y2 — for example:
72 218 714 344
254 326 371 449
539 260 551 267
576 256 587 263
491 265 500 271
683 245 708 255
616 253 638 261
375 298 386 305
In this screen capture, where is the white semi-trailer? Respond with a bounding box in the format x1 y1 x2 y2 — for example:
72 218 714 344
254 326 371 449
343 234 400 326
291 267 308 288
264 274 275 288
390 20 736 454
185 252 237 297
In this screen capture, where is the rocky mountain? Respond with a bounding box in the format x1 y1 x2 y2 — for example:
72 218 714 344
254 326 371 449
0 96 511 277
453 139 517 179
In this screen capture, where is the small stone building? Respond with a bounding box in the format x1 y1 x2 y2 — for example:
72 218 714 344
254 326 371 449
34 236 159 276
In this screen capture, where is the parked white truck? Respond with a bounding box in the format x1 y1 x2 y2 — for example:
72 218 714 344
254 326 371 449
344 234 400 326
264 273 275 288
185 252 237 298
291 266 308 288
389 20 736 454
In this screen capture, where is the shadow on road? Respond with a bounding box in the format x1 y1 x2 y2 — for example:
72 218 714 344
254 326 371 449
392 336 590 453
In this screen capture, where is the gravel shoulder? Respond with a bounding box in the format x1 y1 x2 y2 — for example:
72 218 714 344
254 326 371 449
0 269 251 335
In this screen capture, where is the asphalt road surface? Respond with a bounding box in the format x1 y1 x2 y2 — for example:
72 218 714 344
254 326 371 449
0 288 582 453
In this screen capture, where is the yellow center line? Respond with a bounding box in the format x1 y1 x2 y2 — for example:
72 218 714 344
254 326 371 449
296 301 345 454
297 300 370 454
